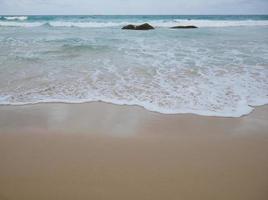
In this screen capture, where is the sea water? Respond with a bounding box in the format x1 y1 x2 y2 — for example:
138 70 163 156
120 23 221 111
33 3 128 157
0 15 268 117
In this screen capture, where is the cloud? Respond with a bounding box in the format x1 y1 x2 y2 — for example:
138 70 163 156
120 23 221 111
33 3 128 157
0 0 267 15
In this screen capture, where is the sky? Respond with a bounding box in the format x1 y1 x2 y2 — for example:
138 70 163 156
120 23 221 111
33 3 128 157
0 0 267 15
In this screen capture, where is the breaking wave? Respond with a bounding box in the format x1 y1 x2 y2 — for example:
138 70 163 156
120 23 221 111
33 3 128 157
0 19 268 28
4 16 28 21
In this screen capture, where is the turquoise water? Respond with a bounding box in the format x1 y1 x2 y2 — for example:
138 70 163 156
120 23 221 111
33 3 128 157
0 15 268 117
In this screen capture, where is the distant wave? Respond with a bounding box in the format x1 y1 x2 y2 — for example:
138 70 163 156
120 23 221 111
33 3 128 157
4 16 28 21
167 19 268 27
0 19 268 28
0 21 43 27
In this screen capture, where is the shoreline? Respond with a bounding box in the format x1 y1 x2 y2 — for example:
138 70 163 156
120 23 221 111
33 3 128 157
0 102 268 135
0 102 268 200
1 99 267 118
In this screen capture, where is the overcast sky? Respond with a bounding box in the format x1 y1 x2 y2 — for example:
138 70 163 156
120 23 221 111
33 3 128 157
0 0 267 15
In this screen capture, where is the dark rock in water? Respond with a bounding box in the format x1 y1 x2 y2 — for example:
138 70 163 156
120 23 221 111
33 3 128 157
171 25 198 29
122 24 136 30
122 23 154 30
135 23 154 30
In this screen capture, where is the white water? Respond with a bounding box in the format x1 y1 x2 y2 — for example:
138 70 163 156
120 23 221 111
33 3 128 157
0 19 268 28
0 19 268 117
4 16 28 21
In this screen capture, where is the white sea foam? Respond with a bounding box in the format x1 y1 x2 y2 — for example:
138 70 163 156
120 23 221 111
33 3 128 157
156 19 268 27
49 20 268 28
0 21 268 117
49 21 128 27
0 21 43 27
4 16 28 21
0 19 268 28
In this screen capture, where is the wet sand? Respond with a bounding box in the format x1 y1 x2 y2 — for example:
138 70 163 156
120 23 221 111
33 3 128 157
0 103 268 200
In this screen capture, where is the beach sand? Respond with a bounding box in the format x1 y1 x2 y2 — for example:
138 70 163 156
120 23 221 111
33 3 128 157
0 103 268 200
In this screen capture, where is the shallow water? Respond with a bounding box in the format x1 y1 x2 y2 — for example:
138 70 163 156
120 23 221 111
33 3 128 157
0 15 268 117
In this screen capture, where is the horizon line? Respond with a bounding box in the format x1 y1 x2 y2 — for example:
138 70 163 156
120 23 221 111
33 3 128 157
1 14 268 16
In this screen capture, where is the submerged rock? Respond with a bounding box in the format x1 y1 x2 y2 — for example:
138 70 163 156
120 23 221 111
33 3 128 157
122 23 154 30
171 25 198 29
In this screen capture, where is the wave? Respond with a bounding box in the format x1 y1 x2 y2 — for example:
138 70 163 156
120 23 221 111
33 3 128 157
0 16 268 118
4 16 28 21
1 96 267 118
1 64 267 118
0 19 268 28
0 21 43 27
162 19 268 27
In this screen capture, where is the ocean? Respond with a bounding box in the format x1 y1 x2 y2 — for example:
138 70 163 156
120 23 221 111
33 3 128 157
0 15 268 117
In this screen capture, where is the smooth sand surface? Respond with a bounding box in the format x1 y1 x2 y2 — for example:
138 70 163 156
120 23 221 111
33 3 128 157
0 103 268 200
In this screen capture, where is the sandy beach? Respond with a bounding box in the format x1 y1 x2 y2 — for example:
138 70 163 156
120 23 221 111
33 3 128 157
0 103 268 200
